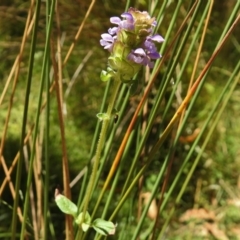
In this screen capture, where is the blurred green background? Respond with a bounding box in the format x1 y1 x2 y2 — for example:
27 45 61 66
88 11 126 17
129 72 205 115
0 0 239 239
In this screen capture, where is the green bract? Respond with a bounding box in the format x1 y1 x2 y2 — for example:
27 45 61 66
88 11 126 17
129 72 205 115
100 70 112 82
109 41 141 81
96 113 110 121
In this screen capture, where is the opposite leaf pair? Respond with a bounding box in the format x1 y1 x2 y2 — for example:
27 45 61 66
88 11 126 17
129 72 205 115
55 189 116 236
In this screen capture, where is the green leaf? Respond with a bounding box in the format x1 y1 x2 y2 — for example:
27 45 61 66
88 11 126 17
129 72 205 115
55 192 78 217
92 218 116 236
75 211 91 232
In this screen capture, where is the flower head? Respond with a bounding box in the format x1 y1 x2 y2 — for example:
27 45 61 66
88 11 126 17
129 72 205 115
100 8 164 82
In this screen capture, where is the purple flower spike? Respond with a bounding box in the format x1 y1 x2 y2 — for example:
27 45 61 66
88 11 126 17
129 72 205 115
100 8 165 82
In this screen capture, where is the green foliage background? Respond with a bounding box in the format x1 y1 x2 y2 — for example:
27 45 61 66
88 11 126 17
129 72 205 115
0 0 239 239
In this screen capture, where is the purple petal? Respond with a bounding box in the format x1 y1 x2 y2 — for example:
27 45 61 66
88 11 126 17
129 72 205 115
142 58 150 66
128 52 144 64
120 12 134 30
100 33 116 50
110 17 122 25
100 40 111 49
121 12 134 23
148 61 154 68
108 27 118 35
152 20 157 26
148 34 164 43
100 39 108 46
148 51 160 59
134 48 146 56
120 21 134 30
101 33 114 42
143 40 156 50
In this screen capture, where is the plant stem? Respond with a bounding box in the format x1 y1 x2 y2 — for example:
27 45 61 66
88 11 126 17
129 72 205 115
81 78 121 221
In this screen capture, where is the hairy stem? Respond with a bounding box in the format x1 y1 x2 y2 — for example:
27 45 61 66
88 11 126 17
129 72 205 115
81 78 121 221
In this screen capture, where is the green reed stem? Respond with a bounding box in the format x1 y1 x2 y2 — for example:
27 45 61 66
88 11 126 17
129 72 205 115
11 1 41 239
19 0 56 239
43 1 51 239
157 60 240 240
